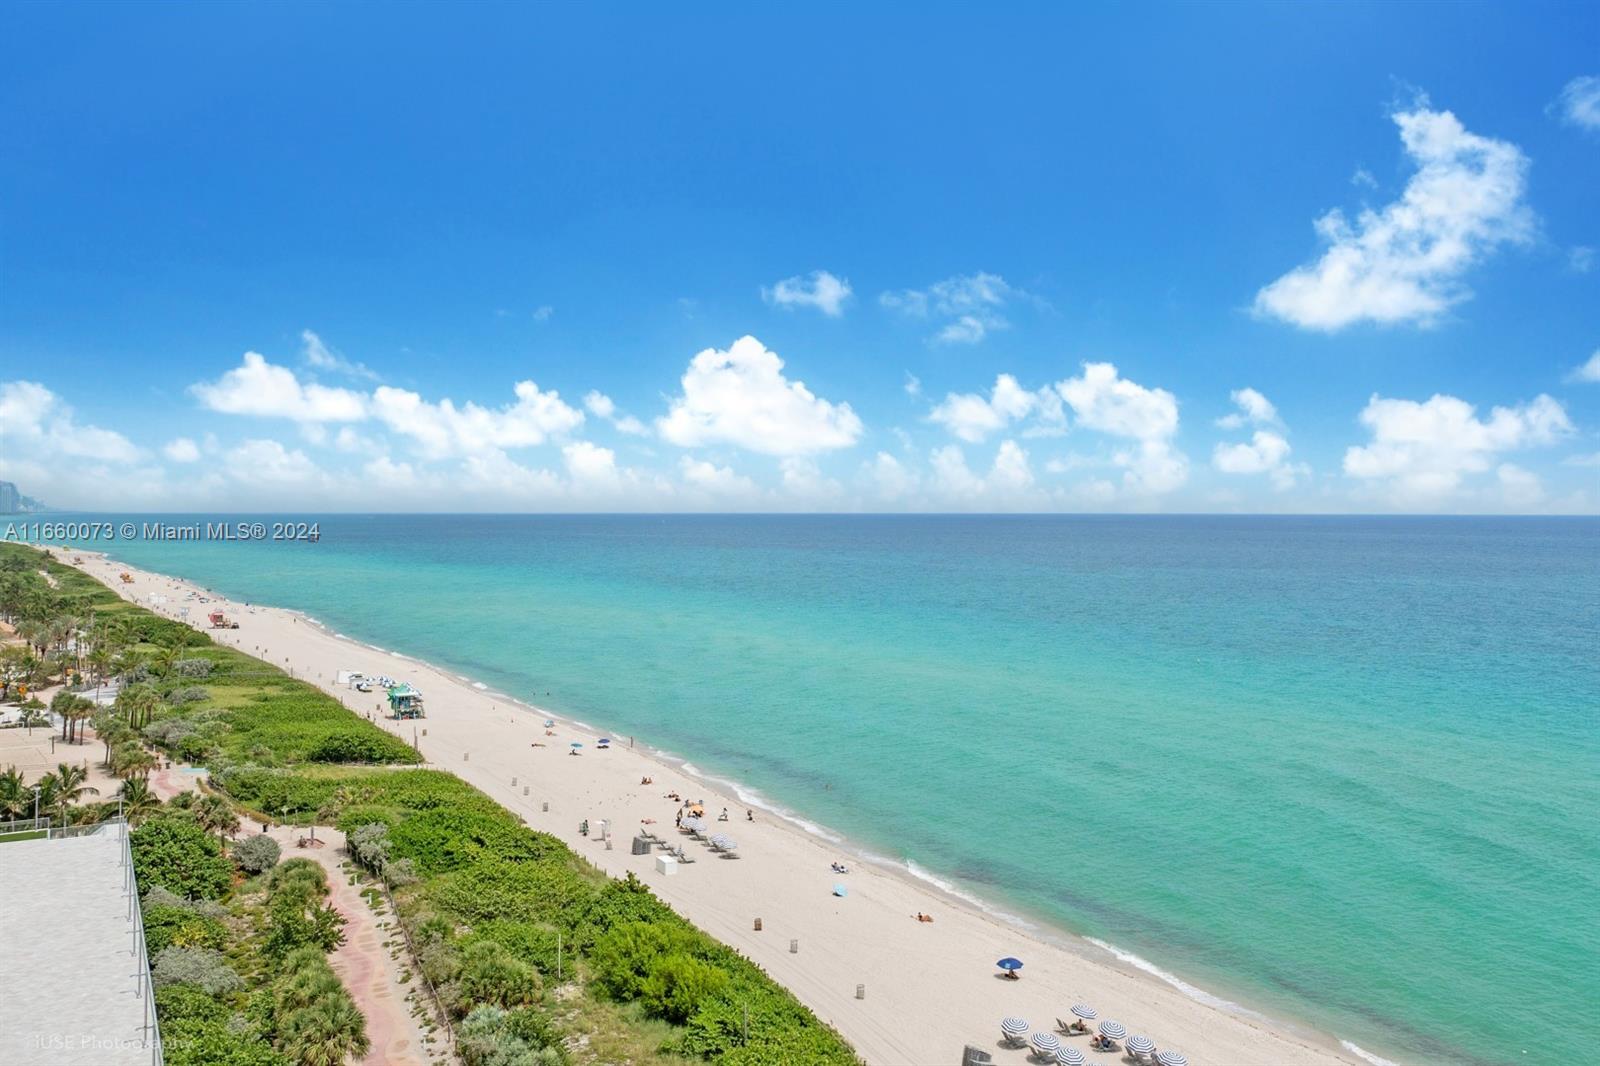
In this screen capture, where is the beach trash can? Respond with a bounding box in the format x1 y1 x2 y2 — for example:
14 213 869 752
753 918 763 931
655 855 678 876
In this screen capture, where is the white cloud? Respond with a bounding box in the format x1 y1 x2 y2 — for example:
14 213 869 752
1566 350 1600 384
1213 388 1306 490
1343 392 1572 504
1055 363 1186 495
928 440 1038 505
584 390 650 436
657 335 862 456
881 272 1022 344
1254 98 1533 331
1213 430 1308 490
904 373 922 397
679 456 758 496
1570 246 1596 274
779 457 842 500
1056 362 1179 441
928 374 1055 442
1215 387 1281 429
532 305 554 322
192 352 368 422
163 438 201 463
300 330 378 380
1557 75 1600 131
762 271 853 317
863 452 917 499
371 380 584 459
223 439 324 485
1563 452 1600 468
562 441 621 490
0 381 141 464
1496 463 1544 508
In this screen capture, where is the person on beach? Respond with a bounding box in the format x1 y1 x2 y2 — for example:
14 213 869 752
746 809 754 821
718 807 730 821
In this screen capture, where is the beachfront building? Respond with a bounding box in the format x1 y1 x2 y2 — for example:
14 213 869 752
0 820 161 1065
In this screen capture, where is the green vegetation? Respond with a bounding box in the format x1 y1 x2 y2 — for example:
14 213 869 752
1 542 857 1065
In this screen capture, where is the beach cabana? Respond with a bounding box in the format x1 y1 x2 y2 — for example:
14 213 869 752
1030 1030 1061 1060
1154 1051 1187 1066
1054 1047 1086 1066
1000 1017 1030 1047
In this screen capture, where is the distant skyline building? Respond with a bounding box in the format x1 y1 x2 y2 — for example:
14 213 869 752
0 481 21 514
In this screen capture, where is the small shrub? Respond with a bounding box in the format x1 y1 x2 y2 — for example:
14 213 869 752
133 816 233 900
232 834 281 874
174 659 214 678
152 946 243 995
459 940 542 1010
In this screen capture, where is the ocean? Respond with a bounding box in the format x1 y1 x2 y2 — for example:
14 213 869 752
29 515 1600 1065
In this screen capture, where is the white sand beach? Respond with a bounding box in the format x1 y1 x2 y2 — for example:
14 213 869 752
68 550 1363 1066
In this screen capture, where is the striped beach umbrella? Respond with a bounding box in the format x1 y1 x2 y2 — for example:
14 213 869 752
1155 1051 1188 1066
1001 1016 1031 1040
1126 1035 1156 1056
1070 1003 1097 1020
1031 1031 1062 1057
1055 1048 1086 1066
1098 1020 1127 1041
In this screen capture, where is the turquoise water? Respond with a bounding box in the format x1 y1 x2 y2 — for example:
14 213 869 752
35 516 1600 1064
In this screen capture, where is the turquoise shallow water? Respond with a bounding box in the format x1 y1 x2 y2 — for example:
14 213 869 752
30 515 1600 1065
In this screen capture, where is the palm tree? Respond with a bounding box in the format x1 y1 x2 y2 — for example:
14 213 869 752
44 762 99 824
111 742 158 781
117 778 162 824
194 794 240 843
0 766 29 821
115 683 163 731
19 706 49 736
278 996 370 1066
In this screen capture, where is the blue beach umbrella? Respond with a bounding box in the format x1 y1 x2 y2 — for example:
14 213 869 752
1055 1048 1086 1066
1031 1031 1062 1056
1126 1035 1155 1056
543 719 555 727
1097 1020 1127 1042
569 741 583 750
996 957 1024 974
1001 1016 1030 1040
1070 1004 1097 1020
832 883 848 897
1155 1052 1187 1066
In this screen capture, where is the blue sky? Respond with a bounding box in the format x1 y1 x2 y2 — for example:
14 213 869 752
2 2 1597 512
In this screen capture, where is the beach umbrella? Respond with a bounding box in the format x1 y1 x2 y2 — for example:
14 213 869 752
543 719 554 727
1126 1035 1155 1056
832 883 848 897
1097 1020 1127 1042
1070 1004 1097 1020
1000 1017 1030 1040
569 741 583 749
1031 1031 1062 1057
996 957 1024 974
1155 1052 1187 1066
1055 1048 1086 1066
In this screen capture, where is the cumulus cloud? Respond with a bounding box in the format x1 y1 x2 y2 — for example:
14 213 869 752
881 272 1023 344
928 374 1058 442
762 271 853 317
0 380 141 464
1056 363 1187 495
930 440 1035 500
223 439 325 485
657 335 862 456
163 438 201 463
679 456 758 496
192 352 368 422
1254 98 1533 331
1557 75 1600 131
584 390 649 435
1215 387 1281 429
301 330 378 380
1566 350 1600 384
1343 392 1572 504
863 452 918 499
371 381 584 459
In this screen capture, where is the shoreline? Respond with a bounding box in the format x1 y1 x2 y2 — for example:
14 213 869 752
60 547 1378 1066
